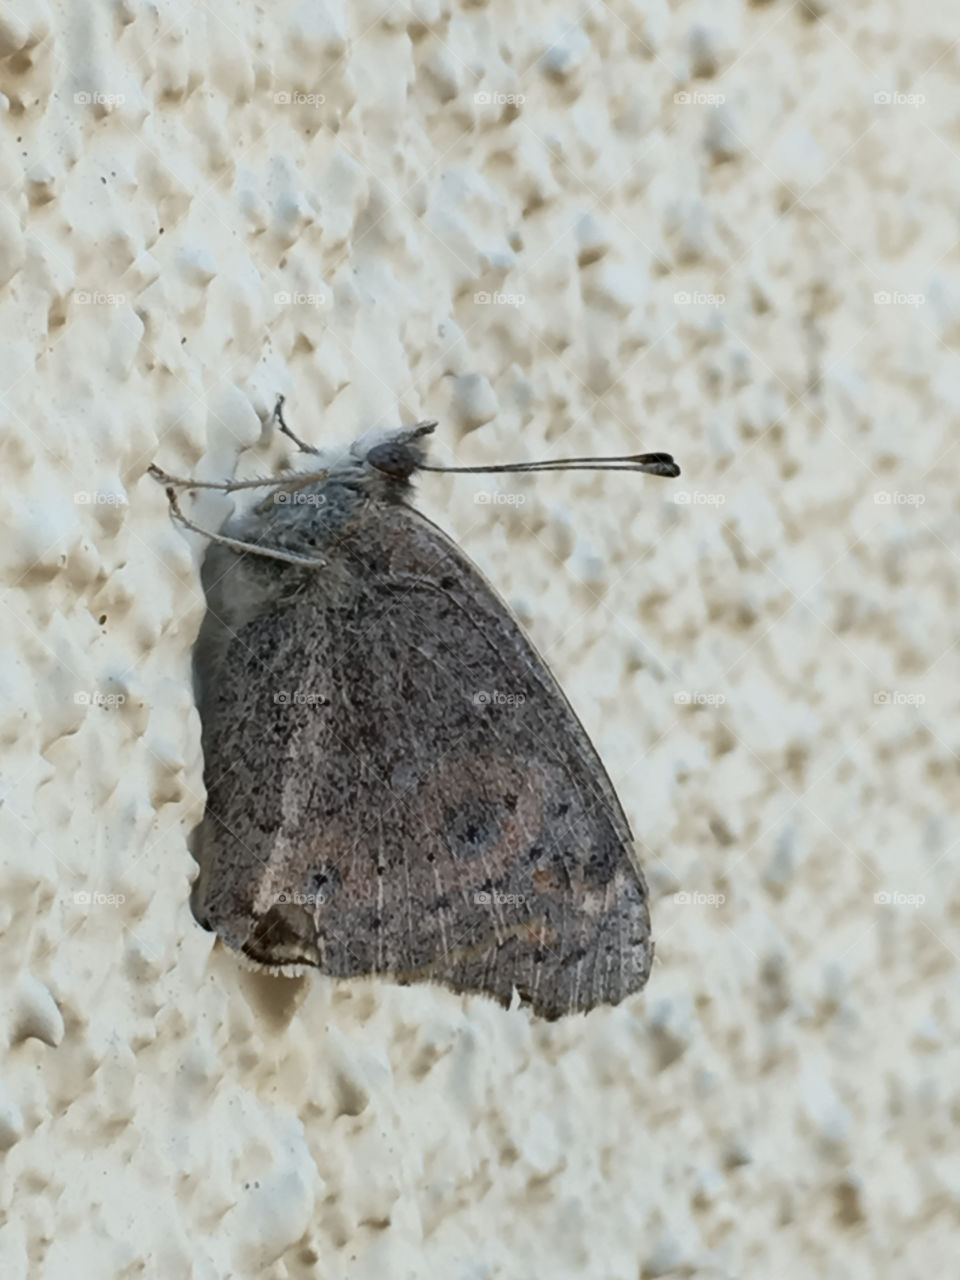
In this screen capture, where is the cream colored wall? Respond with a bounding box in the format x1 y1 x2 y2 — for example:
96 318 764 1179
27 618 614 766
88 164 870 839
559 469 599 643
0 1 955 1277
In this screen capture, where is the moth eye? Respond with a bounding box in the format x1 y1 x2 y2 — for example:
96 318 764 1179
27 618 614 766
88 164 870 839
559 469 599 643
367 441 418 479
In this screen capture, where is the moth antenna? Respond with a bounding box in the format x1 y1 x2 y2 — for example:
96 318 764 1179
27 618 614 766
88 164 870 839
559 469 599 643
272 394 321 455
161 486 327 569
420 451 680 478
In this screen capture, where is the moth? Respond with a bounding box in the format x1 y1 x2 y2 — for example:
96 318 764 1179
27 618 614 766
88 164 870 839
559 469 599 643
151 399 680 1019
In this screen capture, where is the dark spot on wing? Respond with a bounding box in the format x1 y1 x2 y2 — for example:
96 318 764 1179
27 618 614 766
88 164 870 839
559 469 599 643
444 799 502 860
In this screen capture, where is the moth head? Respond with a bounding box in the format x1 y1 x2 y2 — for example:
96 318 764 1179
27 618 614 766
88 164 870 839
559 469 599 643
364 420 437 486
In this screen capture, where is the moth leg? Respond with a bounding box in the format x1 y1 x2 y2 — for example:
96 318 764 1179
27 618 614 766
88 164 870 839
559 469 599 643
160 486 327 568
147 462 330 494
272 394 320 454
252 467 331 514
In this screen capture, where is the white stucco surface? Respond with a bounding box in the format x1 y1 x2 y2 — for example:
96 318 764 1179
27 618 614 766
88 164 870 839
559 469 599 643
0 1 956 1276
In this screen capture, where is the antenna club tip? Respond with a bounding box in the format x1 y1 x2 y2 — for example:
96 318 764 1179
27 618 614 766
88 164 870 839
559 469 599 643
633 452 680 478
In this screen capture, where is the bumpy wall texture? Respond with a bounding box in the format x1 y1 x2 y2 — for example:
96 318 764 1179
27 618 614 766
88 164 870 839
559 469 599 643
0 1 955 1277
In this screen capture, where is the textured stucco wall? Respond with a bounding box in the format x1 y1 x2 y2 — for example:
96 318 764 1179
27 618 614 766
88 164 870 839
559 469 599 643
1 1 956 1277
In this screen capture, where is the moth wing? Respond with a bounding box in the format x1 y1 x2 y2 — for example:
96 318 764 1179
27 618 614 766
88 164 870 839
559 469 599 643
193 501 652 1019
